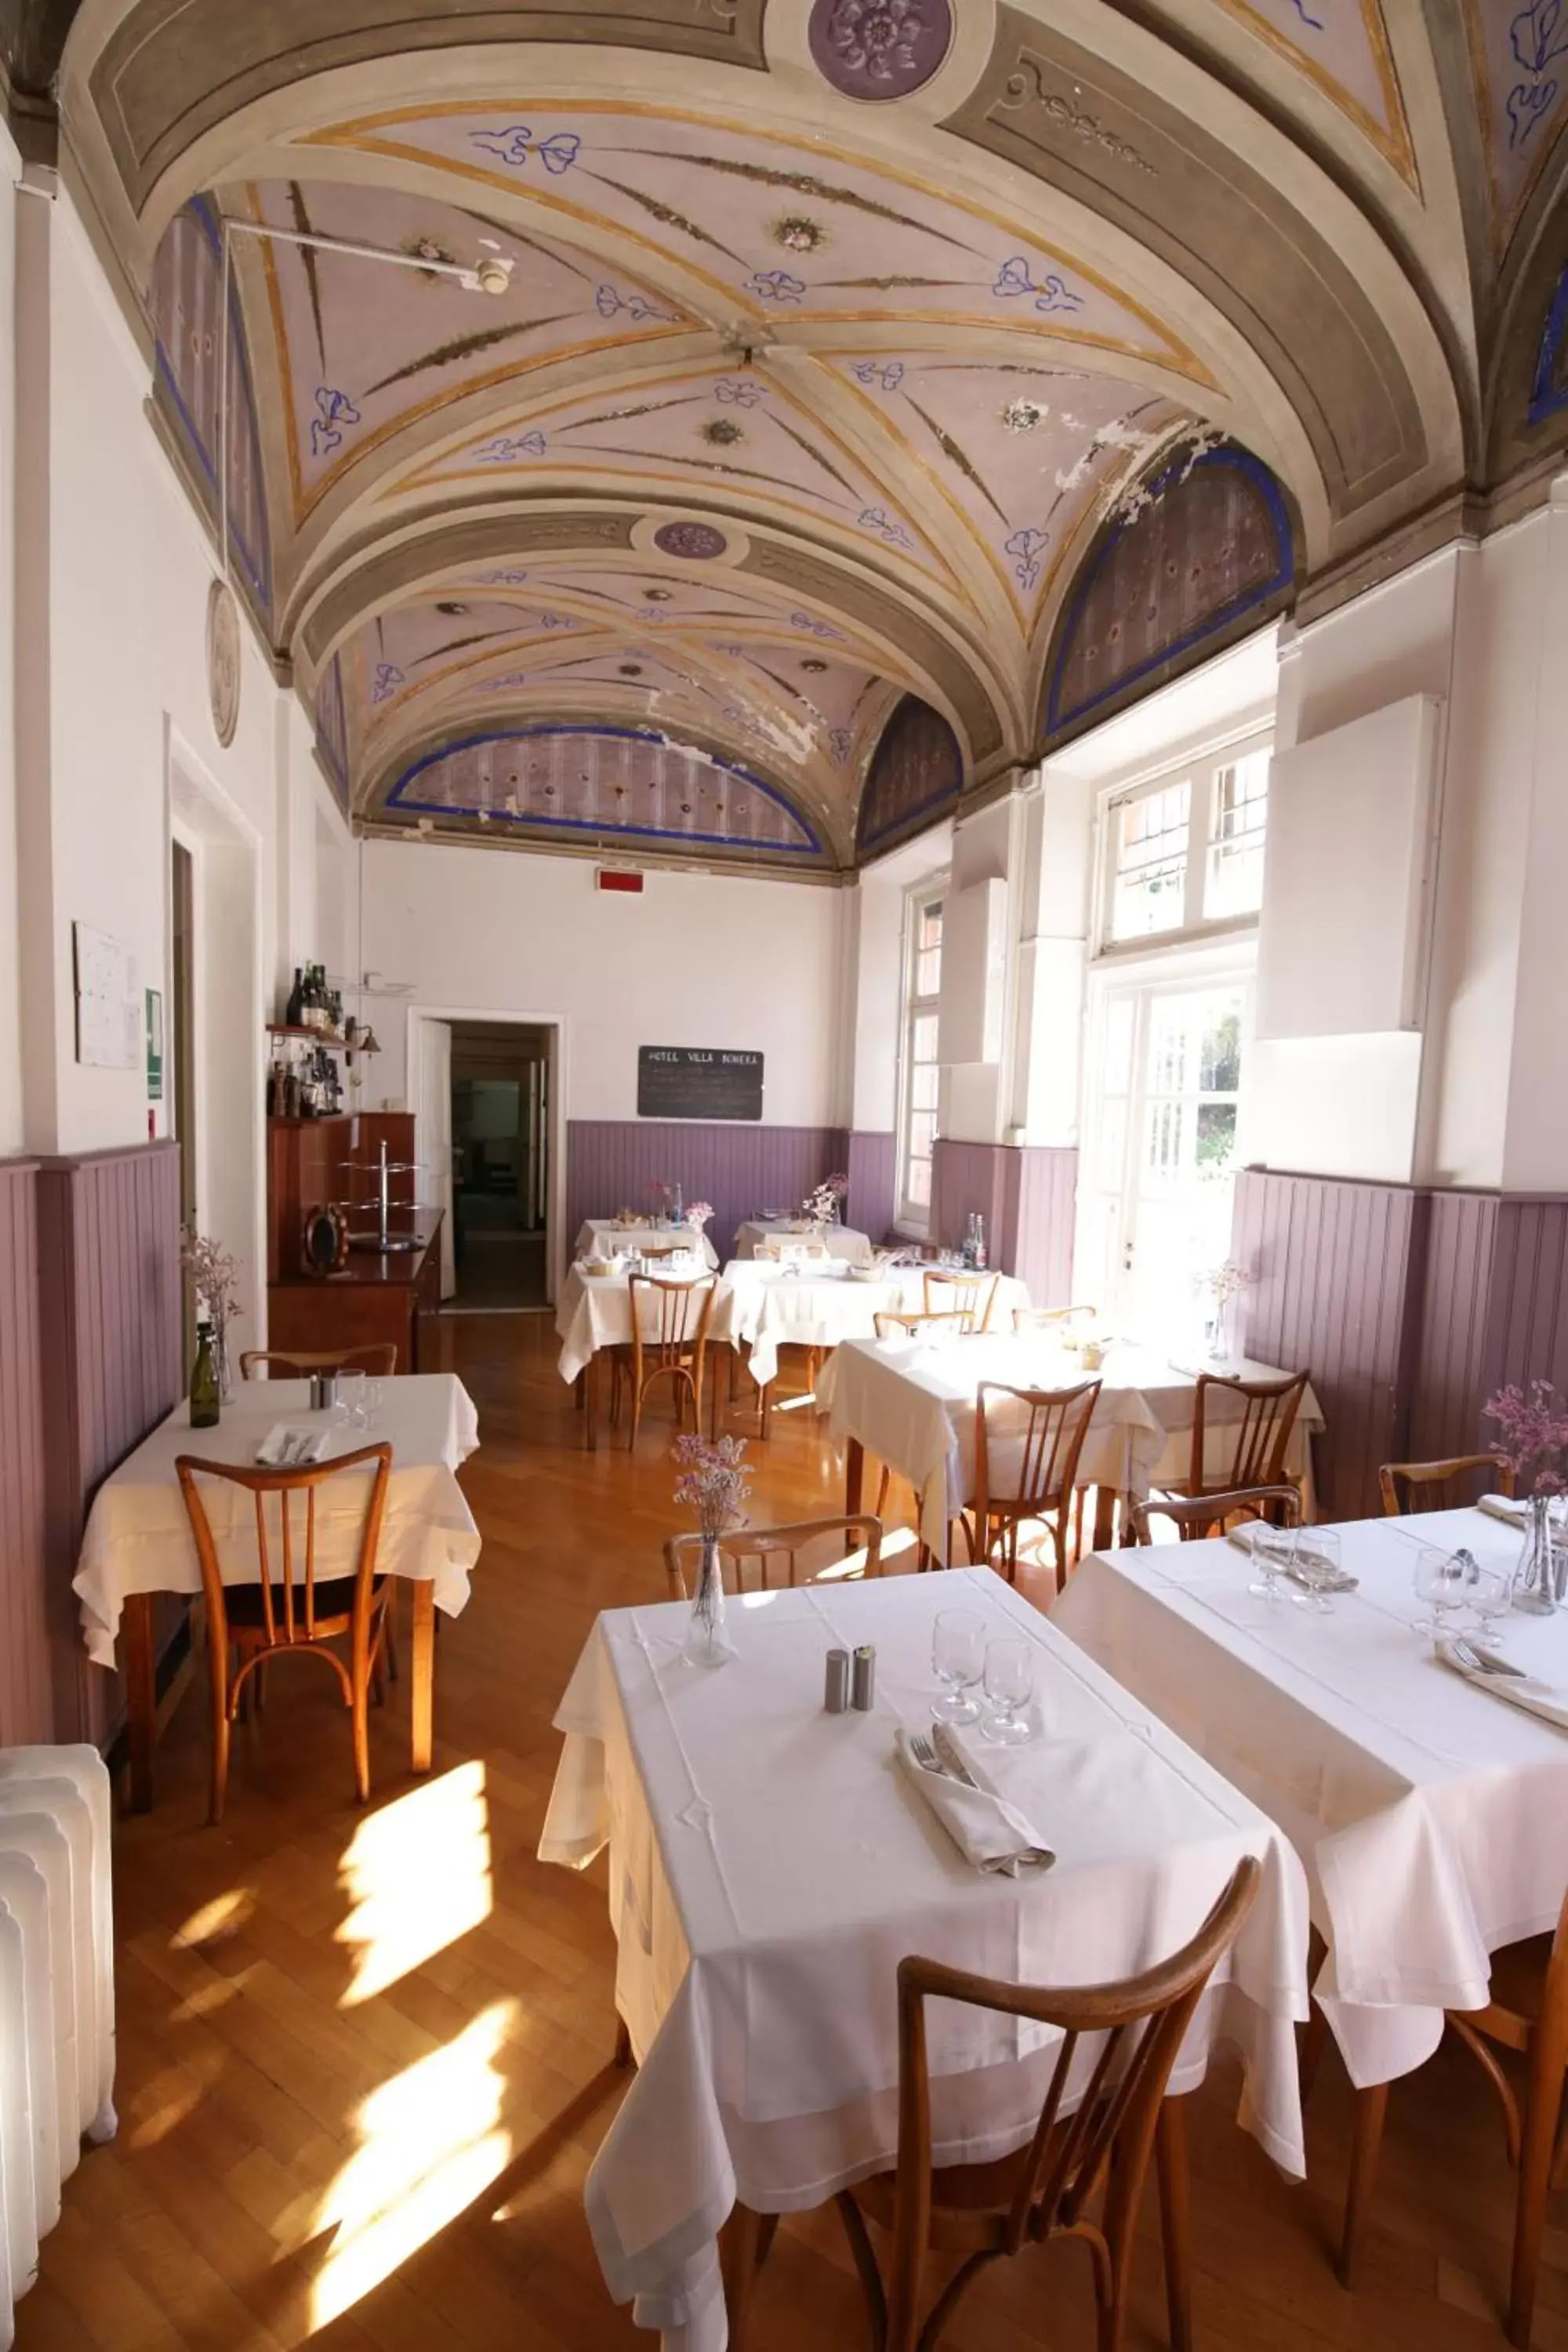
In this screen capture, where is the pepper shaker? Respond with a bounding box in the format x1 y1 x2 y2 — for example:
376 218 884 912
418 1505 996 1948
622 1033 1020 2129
851 1644 876 1711
824 1649 850 1713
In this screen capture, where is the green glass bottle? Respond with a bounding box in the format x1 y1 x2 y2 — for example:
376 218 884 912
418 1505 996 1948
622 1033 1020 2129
190 1319 220 1429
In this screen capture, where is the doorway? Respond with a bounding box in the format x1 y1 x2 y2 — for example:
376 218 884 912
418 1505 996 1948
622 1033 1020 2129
448 1022 552 1308
1079 968 1250 1345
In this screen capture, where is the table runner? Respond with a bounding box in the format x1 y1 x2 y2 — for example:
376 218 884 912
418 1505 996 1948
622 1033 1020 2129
74 1374 481 1664
540 1568 1308 2351
1052 1506 1568 2088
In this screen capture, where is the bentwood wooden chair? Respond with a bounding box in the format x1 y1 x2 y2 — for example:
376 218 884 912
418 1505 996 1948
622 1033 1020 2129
614 1273 717 1449
241 1344 397 1379
1013 1305 1098 1336
664 1514 884 1599
961 1379 1102 1591
1378 1453 1515 1515
175 1444 393 1821
1333 1888 1568 2347
1131 1486 1302 1544
1156 1371 1311 1515
815 1858 1262 2352
922 1269 999 1332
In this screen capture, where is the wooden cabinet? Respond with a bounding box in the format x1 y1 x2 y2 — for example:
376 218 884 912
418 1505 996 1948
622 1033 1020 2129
265 1111 437 1370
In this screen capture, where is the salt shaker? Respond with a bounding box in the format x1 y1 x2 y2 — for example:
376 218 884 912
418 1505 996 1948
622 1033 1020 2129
824 1649 850 1712
851 1644 876 1711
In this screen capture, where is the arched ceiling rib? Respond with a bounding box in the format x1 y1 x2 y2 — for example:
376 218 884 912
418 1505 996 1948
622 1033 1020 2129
41 0 1568 868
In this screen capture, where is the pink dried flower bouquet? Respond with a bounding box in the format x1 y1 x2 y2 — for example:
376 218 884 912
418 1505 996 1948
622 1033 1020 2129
1485 1381 1568 1497
685 1201 714 1231
673 1433 752 1540
803 1172 849 1225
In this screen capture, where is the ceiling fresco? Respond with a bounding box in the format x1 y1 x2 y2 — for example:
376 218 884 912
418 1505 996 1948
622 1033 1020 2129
43 0 1568 870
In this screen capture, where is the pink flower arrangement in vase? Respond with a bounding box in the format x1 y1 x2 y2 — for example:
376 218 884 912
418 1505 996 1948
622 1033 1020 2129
1484 1381 1568 1613
685 1200 714 1232
803 1172 848 1231
180 1226 242 1400
673 1434 751 1666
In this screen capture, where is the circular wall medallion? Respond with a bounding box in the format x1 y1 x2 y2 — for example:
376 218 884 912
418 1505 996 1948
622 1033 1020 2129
808 0 953 100
205 579 241 748
652 520 729 561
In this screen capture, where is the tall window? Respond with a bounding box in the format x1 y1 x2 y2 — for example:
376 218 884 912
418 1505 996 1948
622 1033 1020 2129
897 884 945 1228
1102 740 1271 949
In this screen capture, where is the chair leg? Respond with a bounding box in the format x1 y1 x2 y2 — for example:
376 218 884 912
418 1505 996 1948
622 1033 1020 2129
613 2016 633 2069
836 2194 889 2351
720 2201 765 2352
207 1635 232 1827
629 1374 644 1450
1156 2098 1192 2352
1339 2081 1388 2285
383 1585 399 1685
1508 2057 1566 2347
350 1667 372 1806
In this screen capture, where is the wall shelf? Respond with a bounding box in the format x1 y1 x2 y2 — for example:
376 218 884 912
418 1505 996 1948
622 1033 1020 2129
267 1023 350 1050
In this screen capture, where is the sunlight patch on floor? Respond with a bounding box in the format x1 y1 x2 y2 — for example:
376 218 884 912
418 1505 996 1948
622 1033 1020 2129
336 1760 493 2005
171 1886 256 1948
310 1999 517 2325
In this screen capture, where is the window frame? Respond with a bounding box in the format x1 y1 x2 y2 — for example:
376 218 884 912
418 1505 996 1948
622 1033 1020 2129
894 873 949 1234
1094 724 1273 960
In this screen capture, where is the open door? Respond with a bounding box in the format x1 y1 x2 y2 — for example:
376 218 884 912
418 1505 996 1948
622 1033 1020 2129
415 1016 457 1299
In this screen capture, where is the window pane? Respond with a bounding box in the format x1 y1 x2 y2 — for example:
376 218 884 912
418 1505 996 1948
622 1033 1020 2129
920 899 944 952
911 1062 939 1111
1110 782 1190 941
907 1157 931 1208
909 1111 937 1161
913 1014 938 1062
915 947 941 997
1204 750 1269 920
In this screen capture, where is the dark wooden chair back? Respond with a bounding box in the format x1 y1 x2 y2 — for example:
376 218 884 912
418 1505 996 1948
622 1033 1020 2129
1379 1453 1515 1515
663 1513 884 1599
840 1857 1261 2352
240 1345 397 1379
1189 1370 1309 1494
1131 1484 1302 1544
921 1270 999 1331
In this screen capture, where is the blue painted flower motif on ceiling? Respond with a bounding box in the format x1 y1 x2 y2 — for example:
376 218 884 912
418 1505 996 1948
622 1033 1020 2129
993 256 1086 317
475 431 548 463
858 505 916 549
469 125 582 173
1508 0 1568 147
851 360 906 392
310 386 361 459
790 611 845 639
1529 263 1568 423
716 378 765 406
1285 0 1325 28
536 611 575 629
747 270 808 305
1004 525 1050 591
595 284 679 325
478 567 531 585
371 661 405 704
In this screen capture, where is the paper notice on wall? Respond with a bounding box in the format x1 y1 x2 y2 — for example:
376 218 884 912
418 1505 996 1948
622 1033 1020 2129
73 921 141 1069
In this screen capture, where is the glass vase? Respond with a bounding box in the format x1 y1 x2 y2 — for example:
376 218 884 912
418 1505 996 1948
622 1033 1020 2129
1513 1492 1565 1616
215 1319 234 1403
683 1535 734 1668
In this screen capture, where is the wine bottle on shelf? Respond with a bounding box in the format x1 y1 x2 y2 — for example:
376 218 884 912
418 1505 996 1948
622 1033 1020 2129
190 1321 220 1429
285 967 304 1029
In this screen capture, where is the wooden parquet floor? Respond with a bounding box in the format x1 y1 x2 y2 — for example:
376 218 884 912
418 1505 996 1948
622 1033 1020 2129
16 1314 1568 2352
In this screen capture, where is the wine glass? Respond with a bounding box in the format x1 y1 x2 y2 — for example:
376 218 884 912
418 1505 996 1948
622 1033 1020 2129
1413 1545 1468 1643
1463 1557 1512 1642
1290 1528 1342 1614
336 1369 368 1429
1248 1521 1296 1603
981 1634 1035 1745
932 1609 985 1726
361 1376 384 1431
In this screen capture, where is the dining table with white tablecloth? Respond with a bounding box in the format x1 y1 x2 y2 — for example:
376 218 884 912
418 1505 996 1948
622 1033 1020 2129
73 1372 481 1806
539 1567 1309 2352
815 1332 1323 1559
557 1261 739 1448
732 1218 873 1267
1052 1504 1568 2092
575 1219 720 1272
724 1260 1032 1390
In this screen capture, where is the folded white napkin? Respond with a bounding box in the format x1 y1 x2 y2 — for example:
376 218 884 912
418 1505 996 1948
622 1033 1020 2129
895 1730 1054 1875
1226 1523 1287 1556
1438 1640 1568 1731
256 1424 330 1468
1475 1492 1567 1529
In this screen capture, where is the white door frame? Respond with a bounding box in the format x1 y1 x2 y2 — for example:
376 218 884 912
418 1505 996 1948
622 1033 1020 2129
405 1004 568 1305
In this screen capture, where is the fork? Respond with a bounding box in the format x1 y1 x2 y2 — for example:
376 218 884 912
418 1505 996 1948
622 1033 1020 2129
1451 1637 1527 1679
909 1730 978 1787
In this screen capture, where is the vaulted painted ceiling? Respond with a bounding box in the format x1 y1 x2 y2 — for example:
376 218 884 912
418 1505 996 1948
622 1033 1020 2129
39 0 1568 871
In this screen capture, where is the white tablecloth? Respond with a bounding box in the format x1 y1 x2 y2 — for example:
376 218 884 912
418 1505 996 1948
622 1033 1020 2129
575 1221 720 1272
733 1220 873 1268
540 1569 1307 2351
557 1266 737 1386
816 1336 1323 1558
724 1262 1031 1388
73 1374 481 1666
1053 1504 1568 2089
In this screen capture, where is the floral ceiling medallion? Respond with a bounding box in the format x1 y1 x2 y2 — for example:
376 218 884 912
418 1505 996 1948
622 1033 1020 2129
653 521 729 561
808 0 954 101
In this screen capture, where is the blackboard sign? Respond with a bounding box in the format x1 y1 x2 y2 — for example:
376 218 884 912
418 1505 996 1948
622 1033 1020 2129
638 1047 764 1122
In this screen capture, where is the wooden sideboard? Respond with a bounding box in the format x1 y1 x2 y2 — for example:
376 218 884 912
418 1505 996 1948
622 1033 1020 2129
265 1112 441 1370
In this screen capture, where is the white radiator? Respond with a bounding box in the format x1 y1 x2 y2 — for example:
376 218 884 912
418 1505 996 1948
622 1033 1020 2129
0 1747 117 2347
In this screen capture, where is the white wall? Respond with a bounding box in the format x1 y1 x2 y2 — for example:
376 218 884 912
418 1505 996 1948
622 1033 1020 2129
358 839 848 1127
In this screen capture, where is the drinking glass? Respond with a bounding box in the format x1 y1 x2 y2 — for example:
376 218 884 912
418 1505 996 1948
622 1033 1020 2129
1464 1557 1512 1639
981 1634 1035 1745
1290 1528 1342 1613
361 1377 384 1431
1247 1521 1296 1603
931 1608 985 1726
336 1369 368 1428
1413 1545 1468 1642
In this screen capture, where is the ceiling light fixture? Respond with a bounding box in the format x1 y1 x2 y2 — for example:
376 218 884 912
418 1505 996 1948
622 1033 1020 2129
224 216 514 296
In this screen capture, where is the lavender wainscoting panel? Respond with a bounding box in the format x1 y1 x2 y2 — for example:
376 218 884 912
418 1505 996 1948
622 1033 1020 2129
930 1140 1014 1267
845 1131 896 1245
1232 1167 1425 1521
38 1142 183 1746
0 1161 53 1745
1013 1148 1079 1307
566 1123 844 1265
1407 1189 1500 1461
1483 1199 1568 1403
